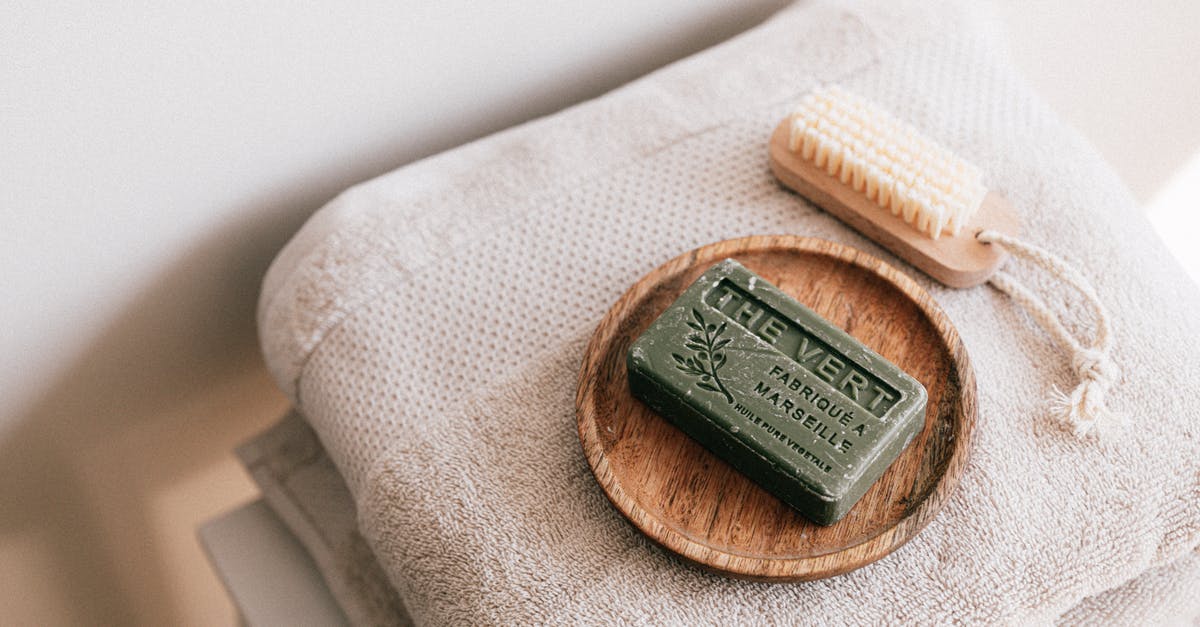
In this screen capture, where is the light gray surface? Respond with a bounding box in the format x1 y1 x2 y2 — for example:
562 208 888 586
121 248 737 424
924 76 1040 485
995 0 1200 202
199 501 348 627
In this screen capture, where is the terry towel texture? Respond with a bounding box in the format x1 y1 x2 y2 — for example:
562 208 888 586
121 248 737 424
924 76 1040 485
256 0 1200 624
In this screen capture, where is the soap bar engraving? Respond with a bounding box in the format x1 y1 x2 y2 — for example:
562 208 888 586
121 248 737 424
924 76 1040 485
627 259 926 524
733 399 838 474
666 304 871 472
705 280 898 417
669 309 734 404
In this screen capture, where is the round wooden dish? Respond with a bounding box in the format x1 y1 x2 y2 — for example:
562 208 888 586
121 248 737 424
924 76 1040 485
575 235 974 582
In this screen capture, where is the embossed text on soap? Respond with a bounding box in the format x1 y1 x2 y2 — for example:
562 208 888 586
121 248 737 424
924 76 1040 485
704 279 900 417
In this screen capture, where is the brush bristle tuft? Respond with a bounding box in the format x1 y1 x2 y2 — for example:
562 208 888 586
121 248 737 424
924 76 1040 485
788 85 987 239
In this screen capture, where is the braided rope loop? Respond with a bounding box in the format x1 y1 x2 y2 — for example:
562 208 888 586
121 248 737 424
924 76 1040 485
978 230 1119 437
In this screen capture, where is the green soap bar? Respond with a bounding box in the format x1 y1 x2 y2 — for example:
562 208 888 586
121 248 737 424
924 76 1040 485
627 259 927 525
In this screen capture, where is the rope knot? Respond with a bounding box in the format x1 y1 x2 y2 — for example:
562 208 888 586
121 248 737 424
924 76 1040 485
1072 348 1118 384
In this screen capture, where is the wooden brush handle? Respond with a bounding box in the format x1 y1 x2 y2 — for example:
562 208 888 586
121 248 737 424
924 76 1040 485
768 119 1019 288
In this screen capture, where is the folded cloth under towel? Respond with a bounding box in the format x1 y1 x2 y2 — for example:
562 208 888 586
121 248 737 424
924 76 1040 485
254 0 1200 623
236 411 409 627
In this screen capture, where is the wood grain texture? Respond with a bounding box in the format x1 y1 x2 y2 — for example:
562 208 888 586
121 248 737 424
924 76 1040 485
576 235 975 581
768 119 1019 288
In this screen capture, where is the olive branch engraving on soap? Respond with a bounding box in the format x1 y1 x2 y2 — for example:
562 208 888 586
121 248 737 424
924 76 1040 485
672 309 734 404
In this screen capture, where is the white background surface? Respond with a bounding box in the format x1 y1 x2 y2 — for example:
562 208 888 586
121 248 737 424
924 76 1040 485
1 1 1197 624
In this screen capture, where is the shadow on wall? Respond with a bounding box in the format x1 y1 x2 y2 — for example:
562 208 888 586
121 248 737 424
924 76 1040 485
0 187 311 623
0 124 514 623
0 150 420 621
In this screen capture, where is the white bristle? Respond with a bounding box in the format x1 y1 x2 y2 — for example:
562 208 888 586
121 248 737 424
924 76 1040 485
801 128 818 160
891 181 906 215
877 174 893 208
814 138 830 168
788 85 987 238
850 156 866 191
864 165 880 200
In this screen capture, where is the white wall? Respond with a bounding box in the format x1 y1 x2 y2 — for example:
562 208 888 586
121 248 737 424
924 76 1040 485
0 1 789 624
0 0 790 444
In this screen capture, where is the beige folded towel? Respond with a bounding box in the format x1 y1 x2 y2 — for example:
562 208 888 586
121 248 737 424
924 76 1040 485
243 412 1200 624
256 0 1200 623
